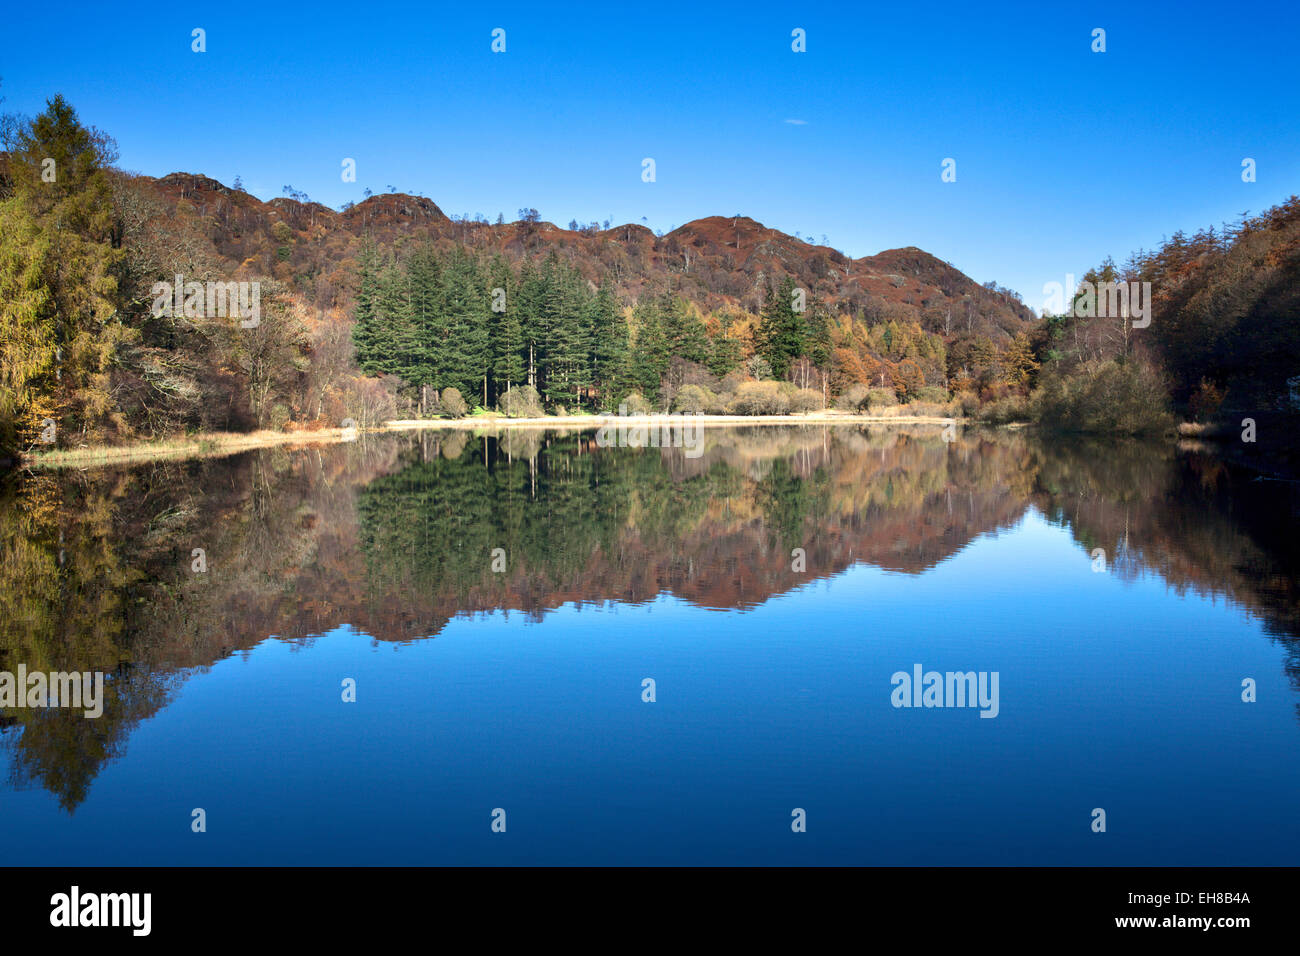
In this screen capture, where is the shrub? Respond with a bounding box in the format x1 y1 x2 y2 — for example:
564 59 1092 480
439 387 468 418
498 384 544 418
673 384 718 414
835 384 870 412
727 380 790 415
910 386 950 404
621 391 652 415
865 388 898 409
789 388 824 413
1032 359 1175 435
977 395 1030 425
954 391 980 418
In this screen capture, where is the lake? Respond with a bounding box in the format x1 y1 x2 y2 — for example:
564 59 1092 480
2 425 1298 865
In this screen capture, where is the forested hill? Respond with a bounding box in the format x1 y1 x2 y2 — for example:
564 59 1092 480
137 171 1037 340
0 94 1043 454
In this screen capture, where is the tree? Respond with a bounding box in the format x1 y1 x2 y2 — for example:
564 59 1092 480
630 299 670 405
757 276 807 379
488 255 524 401
588 282 628 408
1003 332 1039 392
662 294 709 364
0 94 127 449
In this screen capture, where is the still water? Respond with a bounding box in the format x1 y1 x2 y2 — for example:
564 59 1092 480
2 426 1298 864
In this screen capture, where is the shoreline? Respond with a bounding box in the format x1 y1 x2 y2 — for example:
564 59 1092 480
18 414 971 469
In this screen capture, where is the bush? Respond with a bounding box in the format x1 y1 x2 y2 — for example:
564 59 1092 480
498 384 544 418
865 388 898 409
439 387 468 418
954 391 980 418
727 380 790 415
977 395 1030 425
835 384 870 412
1032 359 1175 435
910 386 949 404
789 388 824 413
673 384 719 414
621 391 652 415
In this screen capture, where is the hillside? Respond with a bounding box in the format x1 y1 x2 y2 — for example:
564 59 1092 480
136 171 1036 342
1 95 1040 453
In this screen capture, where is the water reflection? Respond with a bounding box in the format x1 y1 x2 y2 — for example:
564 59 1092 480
2 425 1298 811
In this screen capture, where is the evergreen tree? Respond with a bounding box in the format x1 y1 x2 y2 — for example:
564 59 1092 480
488 255 524 402
588 282 628 409
403 244 446 391
0 95 126 448
442 248 490 405
662 294 709 364
757 276 807 379
630 299 670 405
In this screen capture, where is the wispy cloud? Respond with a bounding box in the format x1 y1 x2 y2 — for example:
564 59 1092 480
784 119 808 126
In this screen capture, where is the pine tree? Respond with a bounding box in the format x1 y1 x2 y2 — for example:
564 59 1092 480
588 282 628 409
757 276 807 379
442 249 490 404
0 94 126 448
630 299 670 405
488 255 524 403
662 294 709 364
351 241 382 369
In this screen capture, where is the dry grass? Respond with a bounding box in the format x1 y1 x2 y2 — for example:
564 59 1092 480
22 427 368 469
25 413 973 469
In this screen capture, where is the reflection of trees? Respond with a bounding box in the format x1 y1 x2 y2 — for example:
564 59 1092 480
3 425 1300 807
1030 436 1300 712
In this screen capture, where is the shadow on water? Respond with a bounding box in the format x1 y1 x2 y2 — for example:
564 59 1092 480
1 425 1298 809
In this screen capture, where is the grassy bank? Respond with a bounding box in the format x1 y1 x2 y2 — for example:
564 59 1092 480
19 427 371 469
19 413 971 469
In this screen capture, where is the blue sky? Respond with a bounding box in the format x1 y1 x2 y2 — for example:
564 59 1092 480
2 0 1295 310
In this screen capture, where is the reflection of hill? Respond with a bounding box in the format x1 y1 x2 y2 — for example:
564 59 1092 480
353 428 1034 621
2 425 1299 807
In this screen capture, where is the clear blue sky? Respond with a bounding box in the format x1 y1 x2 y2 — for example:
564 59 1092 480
2 0 1295 310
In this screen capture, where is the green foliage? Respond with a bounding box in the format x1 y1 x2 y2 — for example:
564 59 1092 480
0 94 128 449
757 276 807 379
866 388 898 408
353 245 626 412
672 384 719 414
629 299 670 405
910 386 950 404
976 395 1030 425
1032 359 1175 435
